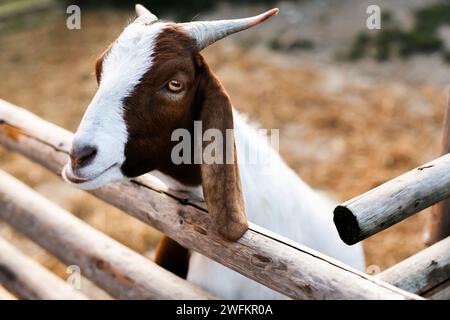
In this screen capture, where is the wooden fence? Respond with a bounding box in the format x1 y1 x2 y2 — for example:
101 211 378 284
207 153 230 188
0 98 448 300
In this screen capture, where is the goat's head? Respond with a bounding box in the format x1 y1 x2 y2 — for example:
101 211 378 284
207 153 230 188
62 4 278 240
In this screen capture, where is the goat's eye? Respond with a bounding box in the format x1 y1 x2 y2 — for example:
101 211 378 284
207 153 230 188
167 80 183 93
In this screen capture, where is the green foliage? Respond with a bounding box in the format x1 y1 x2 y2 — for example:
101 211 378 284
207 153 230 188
288 39 315 50
269 37 315 52
268 37 283 51
0 0 60 34
57 0 212 20
348 32 371 60
414 1 450 34
57 0 277 20
346 1 450 62
444 51 450 63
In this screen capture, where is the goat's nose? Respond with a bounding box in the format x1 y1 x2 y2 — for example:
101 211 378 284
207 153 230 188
70 144 97 169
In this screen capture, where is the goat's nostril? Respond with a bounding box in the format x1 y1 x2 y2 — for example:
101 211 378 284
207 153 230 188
70 145 97 168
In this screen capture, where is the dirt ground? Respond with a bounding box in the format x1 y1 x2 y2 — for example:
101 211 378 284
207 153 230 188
0 4 448 296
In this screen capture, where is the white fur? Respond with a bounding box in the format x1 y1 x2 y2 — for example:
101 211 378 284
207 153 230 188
63 21 167 189
63 17 365 300
186 110 365 299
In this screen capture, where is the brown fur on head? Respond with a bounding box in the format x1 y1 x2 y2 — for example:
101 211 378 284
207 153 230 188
81 23 248 241
64 5 278 242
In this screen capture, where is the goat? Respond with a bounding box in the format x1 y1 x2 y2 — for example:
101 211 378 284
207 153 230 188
62 4 365 299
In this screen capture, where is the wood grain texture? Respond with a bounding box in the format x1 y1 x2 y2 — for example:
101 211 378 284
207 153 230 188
0 170 213 300
423 280 450 300
0 99 422 300
0 236 88 300
427 92 450 246
378 236 449 298
334 154 450 245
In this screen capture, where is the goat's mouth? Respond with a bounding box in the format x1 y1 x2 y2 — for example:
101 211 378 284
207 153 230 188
62 163 119 186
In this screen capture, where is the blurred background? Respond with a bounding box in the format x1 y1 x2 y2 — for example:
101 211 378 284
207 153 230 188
0 0 449 298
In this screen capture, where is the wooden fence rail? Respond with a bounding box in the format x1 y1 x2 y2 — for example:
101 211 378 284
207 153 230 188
378 236 450 300
0 99 422 300
0 170 213 300
420 281 450 300
334 154 450 245
0 236 88 300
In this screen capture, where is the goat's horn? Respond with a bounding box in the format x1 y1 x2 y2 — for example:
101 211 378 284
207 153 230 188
135 4 158 21
180 8 279 51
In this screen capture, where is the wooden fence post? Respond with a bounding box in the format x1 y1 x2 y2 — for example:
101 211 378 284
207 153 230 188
426 90 450 246
378 236 449 299
0 170 214 300
0 236 89 300
0 99 423 300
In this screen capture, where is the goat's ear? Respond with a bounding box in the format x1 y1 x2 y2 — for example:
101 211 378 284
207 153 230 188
198 70 248 241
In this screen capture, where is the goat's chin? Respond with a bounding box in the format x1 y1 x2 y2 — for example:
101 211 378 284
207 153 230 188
62 164 125 190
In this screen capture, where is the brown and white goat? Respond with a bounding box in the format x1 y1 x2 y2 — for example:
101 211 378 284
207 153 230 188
63 4 364 299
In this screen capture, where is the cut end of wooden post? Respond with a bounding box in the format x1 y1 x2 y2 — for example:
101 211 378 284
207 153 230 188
333 205 361 245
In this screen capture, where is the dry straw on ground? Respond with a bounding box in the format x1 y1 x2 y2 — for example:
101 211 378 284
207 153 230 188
0 10 446 289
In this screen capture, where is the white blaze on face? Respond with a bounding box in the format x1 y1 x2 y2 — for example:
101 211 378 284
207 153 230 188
63 21 167 190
